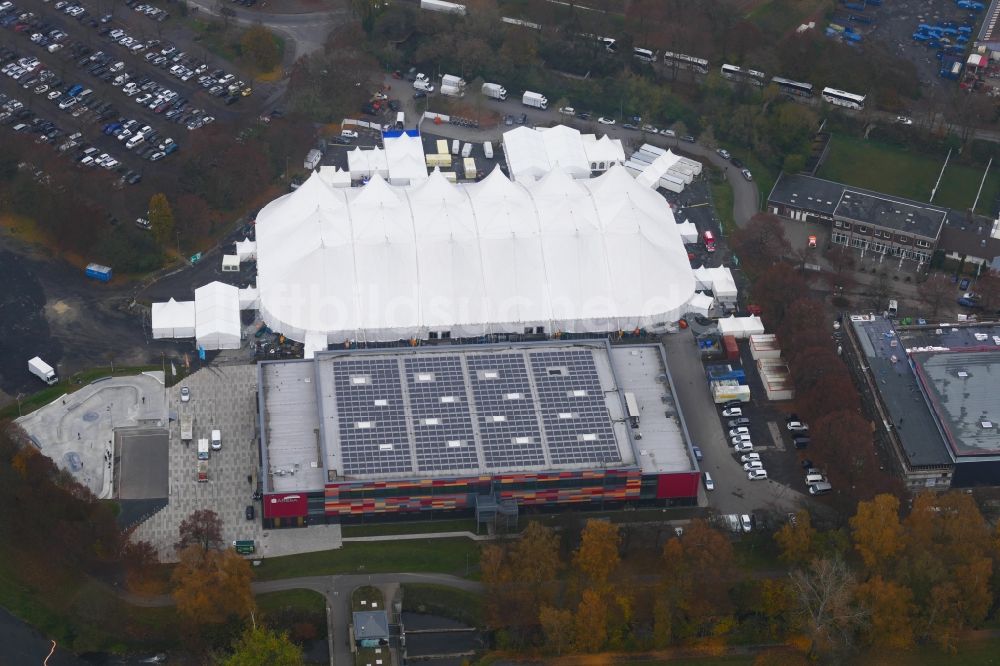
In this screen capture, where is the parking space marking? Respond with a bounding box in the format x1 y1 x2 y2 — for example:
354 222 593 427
767 421 785 451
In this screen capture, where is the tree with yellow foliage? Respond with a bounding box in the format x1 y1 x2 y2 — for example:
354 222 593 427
850 494 903 574
171 545 255 627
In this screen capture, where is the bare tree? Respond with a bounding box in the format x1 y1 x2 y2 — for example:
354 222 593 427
918 274 954 319
789 557 868 658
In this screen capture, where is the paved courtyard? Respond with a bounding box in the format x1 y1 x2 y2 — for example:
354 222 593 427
16 373 167 499
132 364 342 561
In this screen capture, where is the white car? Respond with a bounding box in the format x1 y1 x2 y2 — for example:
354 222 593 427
180 386 190 402
202 116 215 125
896 116 913 125
740 515 752 533
558 106 575 115
722 407 743 418
597 117 616 125
787 421 809 432
741 168 753 181
340 129 358 139
717 148 731 160
740 453 761 463
731 434 751 446
703 472 714 491
733 442 753 453
747 469 768 480
728 427 749 437
135 93 153 104
743 461 763 471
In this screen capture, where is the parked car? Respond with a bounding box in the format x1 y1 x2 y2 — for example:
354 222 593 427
741 168 753 181
733 441 753 453
703 472 714 491
597 116 616 125
716 148 731 159
787 421 809 432
721 407 743 418
747 469 768 480
740 453 761 463
691 445 703 461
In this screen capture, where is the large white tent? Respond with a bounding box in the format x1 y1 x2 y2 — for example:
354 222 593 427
254 165 698 344
502 125 624 182
151 298 195 339
195 282 241 350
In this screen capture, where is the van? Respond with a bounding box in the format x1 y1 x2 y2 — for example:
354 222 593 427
197 438 209 460
793 436 810 449
805 473 825 485
887 299 898 317
483 141 494 159
211 429 222 451
461 142 473 158
809 481 832 495
395 111 404 129
451 139 460 155
703 230 716 252
126 133 144 149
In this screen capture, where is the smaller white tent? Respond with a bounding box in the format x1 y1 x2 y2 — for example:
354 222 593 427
238 287 259 310
686 292 715 316
318 166 352 188
718 315 765 339
195 282 241 350
693 266 738 302
384 132 428 185
235 238 257 261
151 298 195 339
303 331 328 359
347 147 389 180
676 220 699 243
222 255 240 272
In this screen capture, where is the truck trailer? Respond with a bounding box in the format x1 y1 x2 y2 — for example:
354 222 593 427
27 356 58 385
482 82 507 100
522 90 548 109
440 83 465 97
441 74 466 89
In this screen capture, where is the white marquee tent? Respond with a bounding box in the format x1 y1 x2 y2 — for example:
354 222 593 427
692 266 738 302
235 238 257 261
254 165 697 344
502 125 624 182
195 282 241 350
151 298 195 339
718 315 765 339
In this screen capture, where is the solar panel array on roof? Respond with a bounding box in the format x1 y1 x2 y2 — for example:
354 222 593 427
466 353 546 469
403 356 479 471
530 350 620 465
325 347 622 477
333 358 413 475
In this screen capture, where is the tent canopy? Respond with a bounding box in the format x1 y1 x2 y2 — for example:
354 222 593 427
195 282 241 350
254 165 697 344
151 298 195 339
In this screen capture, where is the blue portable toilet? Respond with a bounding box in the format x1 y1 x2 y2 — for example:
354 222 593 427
85 263 113 282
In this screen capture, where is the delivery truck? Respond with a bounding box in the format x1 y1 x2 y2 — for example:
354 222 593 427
180 414 193 442
197 460 208 482
440 83 465 97
441 74 466 89
28 356 58 385
197 438 210 460
482 82 507 100
522 90 548 109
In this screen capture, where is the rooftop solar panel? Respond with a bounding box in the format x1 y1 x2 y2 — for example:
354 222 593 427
403 356 480 472
529 349 620 466
333 358 414 475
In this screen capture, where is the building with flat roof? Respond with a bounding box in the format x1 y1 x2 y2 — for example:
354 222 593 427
256 340 701 527
767 174 949 265
977 0 1000 52
844 315 1000 490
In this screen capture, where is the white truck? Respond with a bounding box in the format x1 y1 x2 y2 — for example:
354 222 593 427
522 90 548 110
180 414 193 442
482 82 507 101
197 438 210 460
483 141 494 159
211 429 222 451
440 83 465 98
413 78 435 93
441 74 466 89
28 356 57 385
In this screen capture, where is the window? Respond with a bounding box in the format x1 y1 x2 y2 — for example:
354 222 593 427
897 235 909 243
834 220 842 228
856 225 868 234
841 222 852 230
916 239 930 248
833 232 848 245
872 242 886 254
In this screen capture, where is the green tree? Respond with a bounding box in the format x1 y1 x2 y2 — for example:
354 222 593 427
350 0 384 35
240 25 280 72
148 193 175 248
221 625 303 666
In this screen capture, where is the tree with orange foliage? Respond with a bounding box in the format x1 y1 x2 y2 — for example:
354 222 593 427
538 605 574 655
855 575 915 650
774 511 816 565
171 545 256 628
122 540 166 596
573 519 621 589
573 588 608 652
850 494 904 574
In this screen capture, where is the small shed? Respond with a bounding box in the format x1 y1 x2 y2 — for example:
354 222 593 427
352 610 389 646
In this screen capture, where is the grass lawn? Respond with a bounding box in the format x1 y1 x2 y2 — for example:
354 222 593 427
257 588 326 615
185 16 284 79
748 0 829 37
253 539 481 581
341 519 477 538
818 135 1000 215
711 177 737 236
351 585 384 613
858 635 1000 665
401 584 482 627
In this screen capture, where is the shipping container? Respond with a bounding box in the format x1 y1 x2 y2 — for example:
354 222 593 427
85 263 113 282
723 335 739 362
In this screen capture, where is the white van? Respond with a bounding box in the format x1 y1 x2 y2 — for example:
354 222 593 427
483 141 493 159
197 438 210 460
887 299 898 317
809 481 832 495
451 139 460 155
461 142 473 158
805 473 825 485
211 429 222 451
395 111 404 129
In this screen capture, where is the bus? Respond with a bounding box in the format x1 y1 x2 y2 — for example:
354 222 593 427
662 50 710 75
821 86 866 110
633 47 656 63
770 76 814 98
721 63 766 87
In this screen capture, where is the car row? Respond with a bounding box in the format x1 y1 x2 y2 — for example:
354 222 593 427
129 1 169 22
719 401 770 480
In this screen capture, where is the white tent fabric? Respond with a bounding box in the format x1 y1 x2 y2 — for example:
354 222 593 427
303 331 328 359
254 165 697 344
692 266 738 301
347 147 388 179
718 315 765 339
238 287 259 310
222 255 240 271
502 125 624 182
686 292 715 316
383 132 428 185
676 220 699 243
195 282 241 350
151 298 195 339
635 148 682 189
317 166 351 188
235 238 257 261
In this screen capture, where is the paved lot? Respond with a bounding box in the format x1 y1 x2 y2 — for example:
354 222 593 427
119 429 168 499
16 373 167 499
131 364 342 560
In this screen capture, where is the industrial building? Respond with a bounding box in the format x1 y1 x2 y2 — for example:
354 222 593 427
844 316 1000 490
256 340 702 527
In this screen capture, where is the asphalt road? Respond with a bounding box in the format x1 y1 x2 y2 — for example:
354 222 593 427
0 607 87 666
